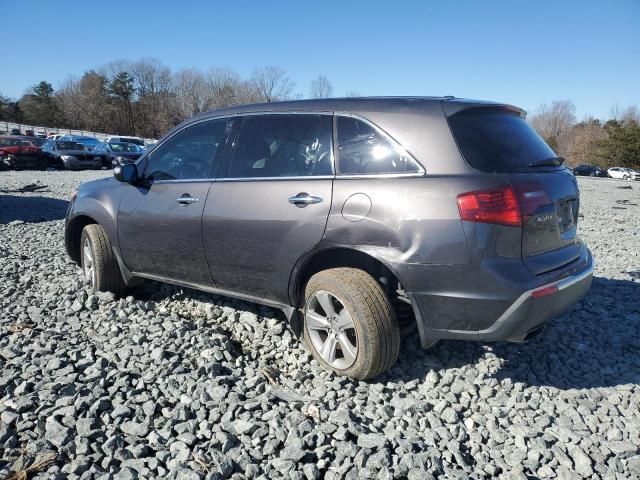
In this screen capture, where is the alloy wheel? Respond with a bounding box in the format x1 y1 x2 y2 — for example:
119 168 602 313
82 237 95 287
305 290 358 369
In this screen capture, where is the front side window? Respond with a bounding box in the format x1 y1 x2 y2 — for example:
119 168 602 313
145 119 230 181
337 116 422 175
227 114 333 178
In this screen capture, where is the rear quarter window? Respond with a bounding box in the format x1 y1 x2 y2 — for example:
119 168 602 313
336 116 422 175
448 108 557 173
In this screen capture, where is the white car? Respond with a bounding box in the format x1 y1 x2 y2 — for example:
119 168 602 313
608 167 640 180
46 134 66 141
104 136 146 147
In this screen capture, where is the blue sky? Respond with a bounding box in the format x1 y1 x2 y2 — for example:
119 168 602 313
1 0 638 119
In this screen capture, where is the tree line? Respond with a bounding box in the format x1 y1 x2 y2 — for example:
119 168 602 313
529 100 640 170
0 58 638 169
0 58 345 139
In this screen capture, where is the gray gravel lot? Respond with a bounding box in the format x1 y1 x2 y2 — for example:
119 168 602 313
0 171 639 479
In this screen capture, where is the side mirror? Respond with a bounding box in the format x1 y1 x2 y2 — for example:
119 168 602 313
113 162 139 184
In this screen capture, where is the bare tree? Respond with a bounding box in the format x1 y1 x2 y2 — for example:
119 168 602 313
249 66 294 103
206 68 243 109
172 68 210 120
529 100 576 153
345 90 361 98
310 75 333 99
562 118 608 167
129 58 173 137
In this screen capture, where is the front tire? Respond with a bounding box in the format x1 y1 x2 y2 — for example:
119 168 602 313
80 224 126 297
303 268 400 380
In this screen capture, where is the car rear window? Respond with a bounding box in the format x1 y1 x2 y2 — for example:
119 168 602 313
448 108 557 173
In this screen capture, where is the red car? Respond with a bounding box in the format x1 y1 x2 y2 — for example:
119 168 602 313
0 136 47 170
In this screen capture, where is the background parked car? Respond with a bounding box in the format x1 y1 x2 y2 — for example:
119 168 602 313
572 164 608 177
46 134 66 141
104 135 146 147
10 128 21 135
95 141 144 168
608 167 640 180
58 135 101 151
39 139 103 170
0 136 46 170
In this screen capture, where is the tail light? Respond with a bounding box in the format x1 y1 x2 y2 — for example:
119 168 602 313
457 182 551 227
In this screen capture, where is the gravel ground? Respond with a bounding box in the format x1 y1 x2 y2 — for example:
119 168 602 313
0 171 639 480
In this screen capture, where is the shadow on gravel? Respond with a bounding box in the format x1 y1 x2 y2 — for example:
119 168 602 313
492 276 640 390
0 195 69 224
128 275 640 390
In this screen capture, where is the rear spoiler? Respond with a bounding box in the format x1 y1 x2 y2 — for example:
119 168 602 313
442 99 526 119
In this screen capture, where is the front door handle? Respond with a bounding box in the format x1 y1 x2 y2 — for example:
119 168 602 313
176 194 200 206
288 192 323 208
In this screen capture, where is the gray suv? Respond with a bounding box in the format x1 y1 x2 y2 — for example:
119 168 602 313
64 97 594 379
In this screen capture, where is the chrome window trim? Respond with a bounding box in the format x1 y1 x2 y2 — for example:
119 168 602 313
334 172 425 180
334 111 426 177
142 110 428 182
146 178 215 185
234 110 333 117
150 176 336 184
216 175 335 182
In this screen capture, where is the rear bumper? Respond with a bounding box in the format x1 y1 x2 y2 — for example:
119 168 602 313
406 247 594 346
464 262 592 342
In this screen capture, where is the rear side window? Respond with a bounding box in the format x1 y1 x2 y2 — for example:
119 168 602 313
448 108 557 172
227 114 333 178
336 116 422 175
145 119 230 181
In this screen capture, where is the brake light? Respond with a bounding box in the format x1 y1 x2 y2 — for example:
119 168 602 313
457 185 521 226
457 182 552 227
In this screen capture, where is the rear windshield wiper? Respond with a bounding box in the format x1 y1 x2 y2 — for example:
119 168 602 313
529 156 565 167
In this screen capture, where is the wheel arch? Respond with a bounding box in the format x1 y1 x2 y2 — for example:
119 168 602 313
289 246 406 308
65 214 98 263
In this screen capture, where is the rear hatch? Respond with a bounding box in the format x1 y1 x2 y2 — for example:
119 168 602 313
447 105 581 275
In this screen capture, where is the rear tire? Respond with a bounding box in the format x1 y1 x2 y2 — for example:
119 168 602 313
303 268 400 380
80 224 126 297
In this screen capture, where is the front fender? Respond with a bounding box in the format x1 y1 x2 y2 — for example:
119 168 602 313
65 178 132 281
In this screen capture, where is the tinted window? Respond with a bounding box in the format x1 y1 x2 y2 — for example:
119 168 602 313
228 114 333 178
337 116 421 175
56 141 85 150
145 119 230 181
448 108 557 173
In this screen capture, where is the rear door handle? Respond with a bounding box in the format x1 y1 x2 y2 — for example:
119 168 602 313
288 192 323 207
176 194 200 206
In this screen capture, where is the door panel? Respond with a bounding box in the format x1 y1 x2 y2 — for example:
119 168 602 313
202 179 332 303
116 117 232 286
118 182 213 286
202 113 335 303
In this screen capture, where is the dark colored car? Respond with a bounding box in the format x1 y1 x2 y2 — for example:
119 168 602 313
59 135 101 151
10 128 21 135
39 139 103 170
94 141 144 168
64 97 594 379
572 164 608 177
0 136 46 170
